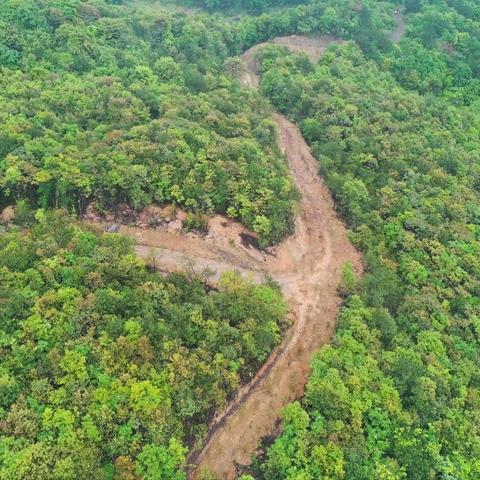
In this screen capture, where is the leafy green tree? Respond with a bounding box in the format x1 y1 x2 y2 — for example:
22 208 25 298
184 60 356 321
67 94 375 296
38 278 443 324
0 212 287 478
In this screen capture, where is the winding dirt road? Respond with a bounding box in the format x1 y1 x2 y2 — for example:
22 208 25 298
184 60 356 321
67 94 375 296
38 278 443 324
94 36 361 479
239 35 341 88
184 37 361 479
93 28 422 477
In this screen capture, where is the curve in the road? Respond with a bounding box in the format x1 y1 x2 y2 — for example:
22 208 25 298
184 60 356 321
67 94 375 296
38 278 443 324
187 36 362 480
92 24 406 478
90 35 363 480
88 36 359 479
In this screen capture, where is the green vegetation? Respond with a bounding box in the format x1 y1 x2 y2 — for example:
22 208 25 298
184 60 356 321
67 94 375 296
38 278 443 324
174 0 397 54
247 2 480 477
385 0 480 102
3 0 480 478
171 0 306 13
0 0 299 244
0 211 287 479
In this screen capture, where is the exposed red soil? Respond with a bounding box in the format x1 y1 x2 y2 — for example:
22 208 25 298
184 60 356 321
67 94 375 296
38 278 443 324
86 35 363 480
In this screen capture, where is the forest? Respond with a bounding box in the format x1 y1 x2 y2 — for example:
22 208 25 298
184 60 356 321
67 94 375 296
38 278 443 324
170 0 307 12
0 210 286 478
249 1 480 478
0 0 301 244
1 0 480 479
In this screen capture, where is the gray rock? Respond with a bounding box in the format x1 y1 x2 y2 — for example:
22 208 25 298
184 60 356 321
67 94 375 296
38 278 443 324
104 223 120 233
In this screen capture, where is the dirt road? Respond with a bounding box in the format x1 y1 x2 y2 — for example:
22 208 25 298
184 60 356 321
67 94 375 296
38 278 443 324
390 9 407 43
240 35 341 88
88 36 361 479
183 37 361 479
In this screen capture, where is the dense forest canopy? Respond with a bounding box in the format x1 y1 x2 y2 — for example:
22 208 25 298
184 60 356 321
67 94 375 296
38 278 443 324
247 1 480 477
2 0 480 478
0 211 287 479
0 0 302 244
164 0 308 12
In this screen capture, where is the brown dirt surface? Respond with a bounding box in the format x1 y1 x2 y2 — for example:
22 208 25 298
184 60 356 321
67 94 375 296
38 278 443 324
86 35 363 480
0 205 15 223
240 35 341 88
187 38 361 477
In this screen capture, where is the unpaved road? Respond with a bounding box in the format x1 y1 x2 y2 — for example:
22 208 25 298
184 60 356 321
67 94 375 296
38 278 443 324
186 37 361 479
90 36 362 479
240 35 341 88
390 9 406 44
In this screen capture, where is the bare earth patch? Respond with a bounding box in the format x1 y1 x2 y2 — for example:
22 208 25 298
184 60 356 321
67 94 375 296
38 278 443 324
389 9 407 44
86 34 363 480
188 109 362 480
187 35 362 479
